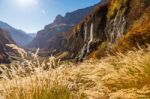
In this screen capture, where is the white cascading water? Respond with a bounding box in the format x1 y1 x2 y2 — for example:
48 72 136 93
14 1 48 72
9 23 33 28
84 25 87 42
78 23 94 60
87 23 94 53
118 17 126 38
79 25 88 60
109 12 126 43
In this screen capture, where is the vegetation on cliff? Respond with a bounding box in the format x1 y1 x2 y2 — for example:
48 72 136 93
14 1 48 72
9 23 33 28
116 8 150 52
107 0 128 20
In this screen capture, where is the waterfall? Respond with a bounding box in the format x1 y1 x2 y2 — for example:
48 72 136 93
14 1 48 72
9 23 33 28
84 25 87 42
115 14 126 40
87 23 94 53
106 11 126 43
90 23 94 42
79 25 88 60
119 17 126 37
78 23 94 61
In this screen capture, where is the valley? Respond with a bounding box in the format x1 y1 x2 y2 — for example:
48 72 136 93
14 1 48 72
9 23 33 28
0 0 150 99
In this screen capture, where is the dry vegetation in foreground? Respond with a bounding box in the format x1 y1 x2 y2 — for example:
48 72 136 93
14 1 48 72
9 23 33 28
1 46 150 99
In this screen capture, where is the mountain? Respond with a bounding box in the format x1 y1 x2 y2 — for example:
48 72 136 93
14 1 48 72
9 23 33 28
0 21 33 46
0 28 16 63
28 3 97 50
29 33 36 38
55 0 150 60
29 0 150 60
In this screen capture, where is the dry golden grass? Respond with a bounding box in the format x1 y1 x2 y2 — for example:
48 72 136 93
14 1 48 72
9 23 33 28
1 46 150 98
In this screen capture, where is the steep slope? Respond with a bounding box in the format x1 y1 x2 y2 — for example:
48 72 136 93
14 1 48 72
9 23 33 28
0 21 33 46
28 4 97 51
116 8 150 52
0 28 15 63
60 0 150 60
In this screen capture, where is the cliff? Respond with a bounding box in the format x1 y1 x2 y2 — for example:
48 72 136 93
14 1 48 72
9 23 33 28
60 0 150 60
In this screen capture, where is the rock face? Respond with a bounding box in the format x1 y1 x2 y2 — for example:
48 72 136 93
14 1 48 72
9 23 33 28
62 0 109 60
0 21 33 46
28 4 97 52
60 0 150 60
0 28 15 63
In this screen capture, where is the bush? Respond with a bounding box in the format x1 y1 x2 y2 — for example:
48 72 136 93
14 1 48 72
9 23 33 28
5 80 73 99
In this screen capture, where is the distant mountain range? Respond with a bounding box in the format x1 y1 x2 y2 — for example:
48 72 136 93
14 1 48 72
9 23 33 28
28 33 36 38
0 21 34 46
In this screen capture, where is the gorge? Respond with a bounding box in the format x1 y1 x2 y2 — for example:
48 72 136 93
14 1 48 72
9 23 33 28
0 0 150 98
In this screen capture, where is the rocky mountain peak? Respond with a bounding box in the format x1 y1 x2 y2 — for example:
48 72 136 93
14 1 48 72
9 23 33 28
54 15 66 24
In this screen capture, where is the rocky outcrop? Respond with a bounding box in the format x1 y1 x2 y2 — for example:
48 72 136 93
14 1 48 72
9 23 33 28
0 28 15 63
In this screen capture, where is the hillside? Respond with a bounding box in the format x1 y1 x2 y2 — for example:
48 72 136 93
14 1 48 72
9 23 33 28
56 0 150 60
0 21 33 46
0 28 15 63
1 46 150 99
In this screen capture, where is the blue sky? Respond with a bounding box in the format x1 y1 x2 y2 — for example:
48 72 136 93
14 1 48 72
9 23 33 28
0 0 100 33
